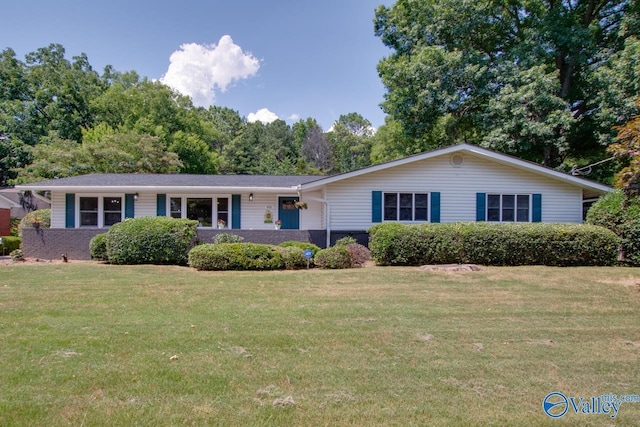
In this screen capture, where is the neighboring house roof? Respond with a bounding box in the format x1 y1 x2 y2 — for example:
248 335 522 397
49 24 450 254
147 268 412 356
300 143 612 197
0 188 51 209
0 193 20 209
16 173 324 193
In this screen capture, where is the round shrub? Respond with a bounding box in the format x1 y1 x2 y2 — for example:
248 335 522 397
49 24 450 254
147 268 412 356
213 233 245 244
314 246 352 269
345 243 371 267
0 236 21 253
89 233 108 261
278 241 321 256
10 249 24 262
276 246 308 269
18 209 50 236
106 217 198 265
189 243 284 271
586 190 640 264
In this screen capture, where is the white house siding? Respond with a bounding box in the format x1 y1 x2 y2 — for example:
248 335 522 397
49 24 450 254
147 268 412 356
325 152 584 230
50 192 66 229
299 190 323 230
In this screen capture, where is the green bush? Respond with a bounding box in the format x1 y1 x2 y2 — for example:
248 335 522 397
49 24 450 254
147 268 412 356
0 236 21 253
10 249 24 262
106 217 198 265
314 246 352 269
213 233 245 244
89 233 108 261
10 218 20 237
189 243 285 271
276 246 308 269
586 190 640 264
18 209 50 236
345 243 371 267
335 236 358 246
369 222 619 267
278 241 321 256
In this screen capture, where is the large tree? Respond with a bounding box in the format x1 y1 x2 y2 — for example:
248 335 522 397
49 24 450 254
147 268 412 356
375 0 639 166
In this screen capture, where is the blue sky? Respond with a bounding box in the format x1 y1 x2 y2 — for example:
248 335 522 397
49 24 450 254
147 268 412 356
3 0 393 131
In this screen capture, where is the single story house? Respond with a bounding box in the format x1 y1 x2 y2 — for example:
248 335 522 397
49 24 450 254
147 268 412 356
16 143 611 259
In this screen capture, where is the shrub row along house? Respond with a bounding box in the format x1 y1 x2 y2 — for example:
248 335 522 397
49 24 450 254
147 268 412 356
17 144 611 260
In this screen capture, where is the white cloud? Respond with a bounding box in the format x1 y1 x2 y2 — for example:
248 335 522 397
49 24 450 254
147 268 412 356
160 35 260 106
287 113 301 122
247 108 280 124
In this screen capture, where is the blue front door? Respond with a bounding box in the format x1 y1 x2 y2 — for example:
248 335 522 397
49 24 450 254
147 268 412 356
278 197 299 229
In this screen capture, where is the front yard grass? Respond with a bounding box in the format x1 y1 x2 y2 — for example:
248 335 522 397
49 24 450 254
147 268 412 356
0 263 639 426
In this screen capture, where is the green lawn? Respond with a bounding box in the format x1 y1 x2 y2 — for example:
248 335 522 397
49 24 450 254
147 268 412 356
1 263 639 426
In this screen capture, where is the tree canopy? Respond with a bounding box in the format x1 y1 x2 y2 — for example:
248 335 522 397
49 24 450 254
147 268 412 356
374 0 640 167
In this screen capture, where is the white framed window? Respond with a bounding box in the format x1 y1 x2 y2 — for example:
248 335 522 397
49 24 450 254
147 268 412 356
78 195 123 228
383 192 429 222
167 195 230 228
487 194 530 222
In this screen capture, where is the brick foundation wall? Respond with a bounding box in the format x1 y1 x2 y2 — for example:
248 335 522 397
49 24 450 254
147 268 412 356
22 228 105 260
22 228 328 260
0 208 10 237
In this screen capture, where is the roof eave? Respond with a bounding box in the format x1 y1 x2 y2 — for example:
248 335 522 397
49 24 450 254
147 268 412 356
14 184 300 193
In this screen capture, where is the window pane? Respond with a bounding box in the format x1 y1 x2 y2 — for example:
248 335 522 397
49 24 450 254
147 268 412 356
487 195 500 209
103 197 122 226
104 197 121 212
502 208 515 221
517 195 529 222
487 195 500 221
79 197 98 227
80 197 98 211
217 197 229 226
80 212 98 226
384 194 397 221
414 194 428 208
399 207 412 221
502 195 515 209
170 197 182 219
414 194 428 221
104 212 122 226
399 193 412 208
187 198 212 227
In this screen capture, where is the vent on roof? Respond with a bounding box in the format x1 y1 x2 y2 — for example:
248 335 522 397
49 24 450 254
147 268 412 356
450 153 464 167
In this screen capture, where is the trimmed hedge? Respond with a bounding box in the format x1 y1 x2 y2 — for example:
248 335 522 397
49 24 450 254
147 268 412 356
213 233 245 244
18 209 50 237
369 222 620 267
89 233 108 261
276 246 308 269
0 236 21 253
106 217 198 265
586 190 640 264
188 243 285 270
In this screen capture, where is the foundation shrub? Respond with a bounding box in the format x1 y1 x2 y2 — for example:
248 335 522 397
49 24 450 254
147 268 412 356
89 233 108 261
275 246 308 269
369 222 619 266
106 217 198 265
188 243 284 270
314 246 352 269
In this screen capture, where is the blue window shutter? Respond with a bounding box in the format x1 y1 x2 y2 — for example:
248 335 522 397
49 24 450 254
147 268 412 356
65 193 75 228
157 194 166 216
532 194 542 222
124 194 135 218
232 195 241 229
476 193 486 221
372 191 382 223
430 192 441 223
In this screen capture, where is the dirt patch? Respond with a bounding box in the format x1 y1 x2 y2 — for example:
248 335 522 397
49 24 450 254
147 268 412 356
0 257 95 266
417 264 483 272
